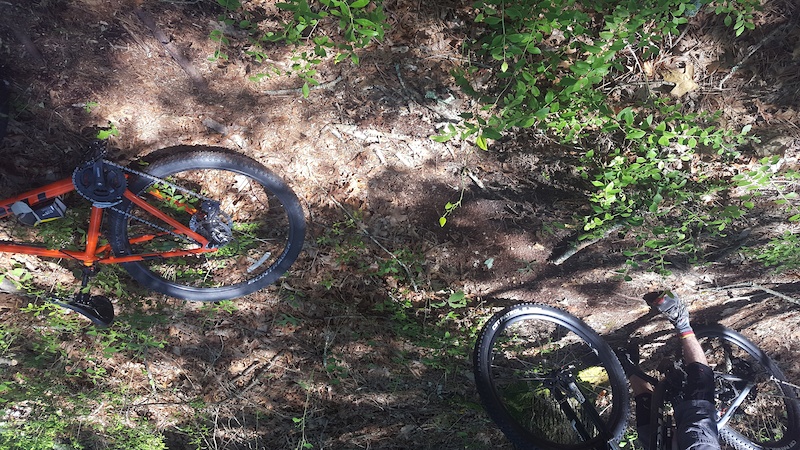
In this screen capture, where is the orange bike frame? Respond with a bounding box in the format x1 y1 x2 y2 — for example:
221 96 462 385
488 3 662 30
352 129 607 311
0 177 215 266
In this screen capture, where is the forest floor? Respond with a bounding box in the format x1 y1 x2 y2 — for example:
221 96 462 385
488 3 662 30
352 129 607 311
0 0 799 449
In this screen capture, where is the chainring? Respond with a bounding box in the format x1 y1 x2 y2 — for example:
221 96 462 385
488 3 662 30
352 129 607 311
72 161 128 207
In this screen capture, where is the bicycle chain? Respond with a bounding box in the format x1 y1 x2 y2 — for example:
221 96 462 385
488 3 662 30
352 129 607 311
100 159 213 245
102 158 214 203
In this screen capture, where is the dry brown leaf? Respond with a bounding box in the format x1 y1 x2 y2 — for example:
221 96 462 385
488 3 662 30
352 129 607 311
643 60 655 78
661 63 700 97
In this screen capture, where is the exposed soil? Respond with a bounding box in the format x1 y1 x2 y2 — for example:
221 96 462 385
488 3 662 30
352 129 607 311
0 0 799 449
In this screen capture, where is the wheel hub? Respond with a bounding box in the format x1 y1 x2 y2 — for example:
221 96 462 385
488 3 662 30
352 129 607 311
190 201 233 247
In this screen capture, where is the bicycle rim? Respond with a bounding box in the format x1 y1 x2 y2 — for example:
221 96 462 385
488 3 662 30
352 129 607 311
695 324 800 450
474 303 629 450
109 149 305 301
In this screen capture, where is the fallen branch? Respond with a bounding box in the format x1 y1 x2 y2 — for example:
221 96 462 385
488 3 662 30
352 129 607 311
134 7 208 91
550 224 623 266
7 20 46 67
712 282 800 307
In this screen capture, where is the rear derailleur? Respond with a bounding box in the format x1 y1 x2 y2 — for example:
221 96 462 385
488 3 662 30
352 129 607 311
190 200 233 248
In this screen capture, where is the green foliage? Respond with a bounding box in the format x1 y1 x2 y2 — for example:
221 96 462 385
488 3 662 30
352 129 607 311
315 211 424 287
0 309 167 450
733 155 800 222
96 122 119 140
272 0 386 62
373 289 480 371
209 0 386 96
746 231 800 273
732 156 800 271
83 101 99 113
619 429 641 448
453 0 759 143
208 29 231 62
712 0 760 36
437 0 771 271
35 207 87 250
0 409 70 450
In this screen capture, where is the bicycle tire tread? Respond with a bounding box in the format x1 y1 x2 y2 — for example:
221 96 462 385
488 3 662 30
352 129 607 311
108 146 305 301
473 302 629 450
694 324 800 450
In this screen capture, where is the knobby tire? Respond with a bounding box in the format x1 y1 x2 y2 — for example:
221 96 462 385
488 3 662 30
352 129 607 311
694 324 800 450
473 302 629 450
108 147 305 301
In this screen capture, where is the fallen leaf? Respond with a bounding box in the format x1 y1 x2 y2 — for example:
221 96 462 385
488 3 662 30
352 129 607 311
643 60 655 78
661 62 699 97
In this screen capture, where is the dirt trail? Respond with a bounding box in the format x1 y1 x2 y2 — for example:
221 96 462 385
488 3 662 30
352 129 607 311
0 0 798 448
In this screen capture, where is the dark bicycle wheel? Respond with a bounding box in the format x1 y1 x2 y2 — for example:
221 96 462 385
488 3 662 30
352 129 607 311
108 146 305 301
694 324 800 450
473 302 630 450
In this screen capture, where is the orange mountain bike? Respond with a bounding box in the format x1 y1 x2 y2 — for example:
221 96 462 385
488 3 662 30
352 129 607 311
0 141 306 326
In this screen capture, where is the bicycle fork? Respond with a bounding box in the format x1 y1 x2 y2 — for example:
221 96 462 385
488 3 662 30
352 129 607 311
546 366 615 450
716 373 755 429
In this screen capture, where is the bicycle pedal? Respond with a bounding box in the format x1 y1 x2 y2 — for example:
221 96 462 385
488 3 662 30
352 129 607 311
58 296 115 327
11 198 67 226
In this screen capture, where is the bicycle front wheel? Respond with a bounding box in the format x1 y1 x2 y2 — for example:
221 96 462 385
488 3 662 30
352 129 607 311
108 147 305 301
694 324 800 450
473 303 630 450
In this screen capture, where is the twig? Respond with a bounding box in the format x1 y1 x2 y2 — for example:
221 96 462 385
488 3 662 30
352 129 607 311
263 76 343 96
327 194 420 292
134 7 208 91
118 18 152 57
718 15 798 89
711 282 800 307
142 348 159 395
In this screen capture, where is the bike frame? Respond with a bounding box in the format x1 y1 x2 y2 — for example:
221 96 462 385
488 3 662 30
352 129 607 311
648 367 755 450
0 175 215 266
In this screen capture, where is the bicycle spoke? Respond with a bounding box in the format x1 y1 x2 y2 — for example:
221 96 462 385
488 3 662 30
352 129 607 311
488 317 617 445
699 332 797 448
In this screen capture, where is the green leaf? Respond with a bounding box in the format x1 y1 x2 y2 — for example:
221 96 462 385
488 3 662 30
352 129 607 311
350 0 370 8
534 107 550 120
649 193 663 213
439 216 447 227
448 291 467 307
626 129 646 139
302 82 310 98
483 128 503 140
476 135 488 150
354 18 377 27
